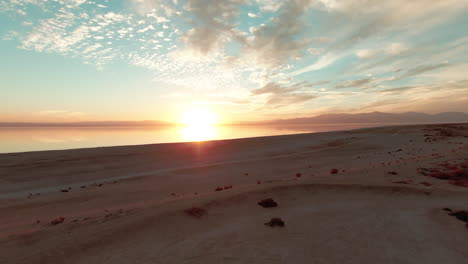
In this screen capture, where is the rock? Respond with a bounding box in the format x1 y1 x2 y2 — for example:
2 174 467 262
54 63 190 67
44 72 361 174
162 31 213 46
387 171 398 175
449 211 468 222
264 218 285 227
50 216 65 225
60 189 68 192
184 207 206 218
258 198 278 208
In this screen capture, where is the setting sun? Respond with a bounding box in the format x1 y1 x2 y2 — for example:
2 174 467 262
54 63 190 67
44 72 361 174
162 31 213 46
180 108 218 126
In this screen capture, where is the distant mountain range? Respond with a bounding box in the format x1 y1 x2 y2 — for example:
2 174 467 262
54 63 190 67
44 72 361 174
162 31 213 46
1 112 467 127
255 112 468 125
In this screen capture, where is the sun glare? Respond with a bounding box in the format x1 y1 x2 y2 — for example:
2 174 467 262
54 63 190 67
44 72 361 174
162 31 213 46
181 124 217 142
180 108 218 126
179 108 218 142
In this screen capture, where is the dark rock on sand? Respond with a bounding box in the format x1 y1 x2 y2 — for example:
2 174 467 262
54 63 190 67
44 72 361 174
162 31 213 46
50 216 65 225
184 207 206 218
265 218 285 227
258 198 278 208
449 211 468 222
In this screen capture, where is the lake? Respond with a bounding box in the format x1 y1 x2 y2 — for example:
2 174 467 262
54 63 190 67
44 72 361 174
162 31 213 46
0 124 390 153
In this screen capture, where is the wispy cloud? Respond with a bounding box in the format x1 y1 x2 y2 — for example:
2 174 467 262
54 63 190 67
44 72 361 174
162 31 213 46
1 0 468 118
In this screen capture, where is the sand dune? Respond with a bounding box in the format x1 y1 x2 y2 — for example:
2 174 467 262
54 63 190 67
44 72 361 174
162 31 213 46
1 124 468 263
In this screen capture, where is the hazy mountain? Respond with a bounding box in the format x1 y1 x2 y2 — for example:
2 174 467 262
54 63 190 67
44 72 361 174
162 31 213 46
1 112 467 127
254 112 468 125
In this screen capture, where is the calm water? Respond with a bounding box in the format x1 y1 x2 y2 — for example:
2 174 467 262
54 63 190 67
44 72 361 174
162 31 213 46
0 124 388 153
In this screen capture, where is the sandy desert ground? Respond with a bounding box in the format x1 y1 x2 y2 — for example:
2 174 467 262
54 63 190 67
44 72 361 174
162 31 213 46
1 123 468 264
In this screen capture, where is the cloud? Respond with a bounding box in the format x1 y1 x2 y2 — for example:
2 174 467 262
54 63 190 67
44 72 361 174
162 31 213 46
251 82 288 95
356 49 376 59
251 81 318 108
266 93 317 106
241 0 314 68
129 0 178 16
379 86 417 95
398 63 449 80
385 42 408 55
301 0 468 75
179 0 247 55
290 53 339 76
36 110 86 118
422 63 468 82
335 78 375 89
255 0 284 12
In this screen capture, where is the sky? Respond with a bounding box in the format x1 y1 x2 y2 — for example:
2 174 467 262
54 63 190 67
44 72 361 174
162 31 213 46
1 0 468 124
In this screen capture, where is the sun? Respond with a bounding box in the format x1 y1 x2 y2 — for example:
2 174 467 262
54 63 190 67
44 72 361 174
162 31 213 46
180 108 218 126
179 108 219 142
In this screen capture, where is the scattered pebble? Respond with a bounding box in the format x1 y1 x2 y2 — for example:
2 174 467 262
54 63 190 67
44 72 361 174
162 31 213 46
184 207 206 218
50 216 65 225
258 198 278 208
265 218 285 227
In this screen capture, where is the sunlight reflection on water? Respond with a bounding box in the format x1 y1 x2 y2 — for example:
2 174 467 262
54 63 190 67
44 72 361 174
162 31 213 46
0 124 391 153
